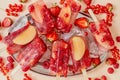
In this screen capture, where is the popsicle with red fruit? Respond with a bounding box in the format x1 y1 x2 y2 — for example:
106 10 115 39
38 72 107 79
69 36 91 80
49 40 69 77
28 0 55 34
88 9 114 50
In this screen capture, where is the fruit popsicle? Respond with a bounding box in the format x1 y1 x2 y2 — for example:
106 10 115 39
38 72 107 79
88 9 114 50
69 36 90 80
28 0 55 34
50 40 69 77
16 37 47 71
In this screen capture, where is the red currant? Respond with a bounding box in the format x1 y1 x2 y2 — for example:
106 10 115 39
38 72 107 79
107 67 114 74
6 63 14 70
116 36 120 42
101 75 107 80
113 63 119 69
7 56 14 63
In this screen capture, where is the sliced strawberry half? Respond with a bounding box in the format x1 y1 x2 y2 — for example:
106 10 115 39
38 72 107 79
74 17 89 28
46 31 58 42
50 6 61 17
1 17 13 27
83 0 92 6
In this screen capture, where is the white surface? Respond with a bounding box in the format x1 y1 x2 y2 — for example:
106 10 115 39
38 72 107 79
0 0 120 80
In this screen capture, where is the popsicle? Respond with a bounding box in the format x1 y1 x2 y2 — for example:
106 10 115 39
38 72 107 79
49 39 69 77
69 36 90 80
16 37 47 71
4 23 29 54
56 0 81 33
88 9 114 50
29 0 55 34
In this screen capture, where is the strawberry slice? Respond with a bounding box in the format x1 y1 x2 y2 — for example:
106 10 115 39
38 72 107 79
1 17 13 27
50 6 61 17
74 17 89 28
46 31 58 42
83 0 92 6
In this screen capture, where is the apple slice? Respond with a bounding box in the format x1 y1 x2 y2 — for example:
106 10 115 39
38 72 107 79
69 36 86 61
59 5 71 23
13 25 36 45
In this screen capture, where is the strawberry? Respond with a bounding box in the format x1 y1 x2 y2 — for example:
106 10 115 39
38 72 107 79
74 17 89 28
106 58 117 65
106 3 113 12
46 31 58 42
50 6 61 17
92 57 101 66
83 0 92 6
1 17 13 27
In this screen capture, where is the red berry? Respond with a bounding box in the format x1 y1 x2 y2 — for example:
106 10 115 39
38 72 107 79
106 58 117 65
83 0 92 6
50 6 61 17
116 36 120 42
107 67 114 74
22 65 30 72
106 3 113 11
28 4 35 12
7 56 14 63
113 63 119 69
94 78 101 80
6 63 14 70
0 34 2 41
101 75 107 80
1 17 13 27
92 57 101 66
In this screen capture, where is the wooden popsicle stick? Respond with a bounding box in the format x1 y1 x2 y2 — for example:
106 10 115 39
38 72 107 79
81 68 88 80
88 9 100 30
56 74 60 80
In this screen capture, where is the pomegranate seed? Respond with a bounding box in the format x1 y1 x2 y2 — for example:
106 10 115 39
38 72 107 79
101 75 107 80
94 78 101 80
107 67 114 74
6 63 14 70
0 56 3 63
116 36 120 42
28 4 34 12
7 56 14 63
22 65 30 72
0 34 2 41
113 63 119 69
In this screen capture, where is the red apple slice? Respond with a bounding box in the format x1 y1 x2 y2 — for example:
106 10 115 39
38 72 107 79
13 25 36 45
59 5 71 23
70 36 86 61
29 0 45 23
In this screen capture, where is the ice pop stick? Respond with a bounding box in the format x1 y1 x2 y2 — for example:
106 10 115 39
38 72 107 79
81 69 88 80
88 9 99 29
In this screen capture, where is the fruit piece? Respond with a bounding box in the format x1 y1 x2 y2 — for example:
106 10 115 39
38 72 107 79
116 36 120 42
19 0 28 3
7 56 14 63
107 67 114 74
13 25 36 45
83 0 92 5
113 63 119 69
59 5 71 23
6 63 14 70
92 57 101 66
0 34 2 41
101 75 107 80
46 31 58 42
29 1 44 23
106 3 113 12
50 6 61 17
74 17 89 28
94 78 101 80
69 36 86 61
106 58 117 65
1 17 13 27
0 56 3 63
